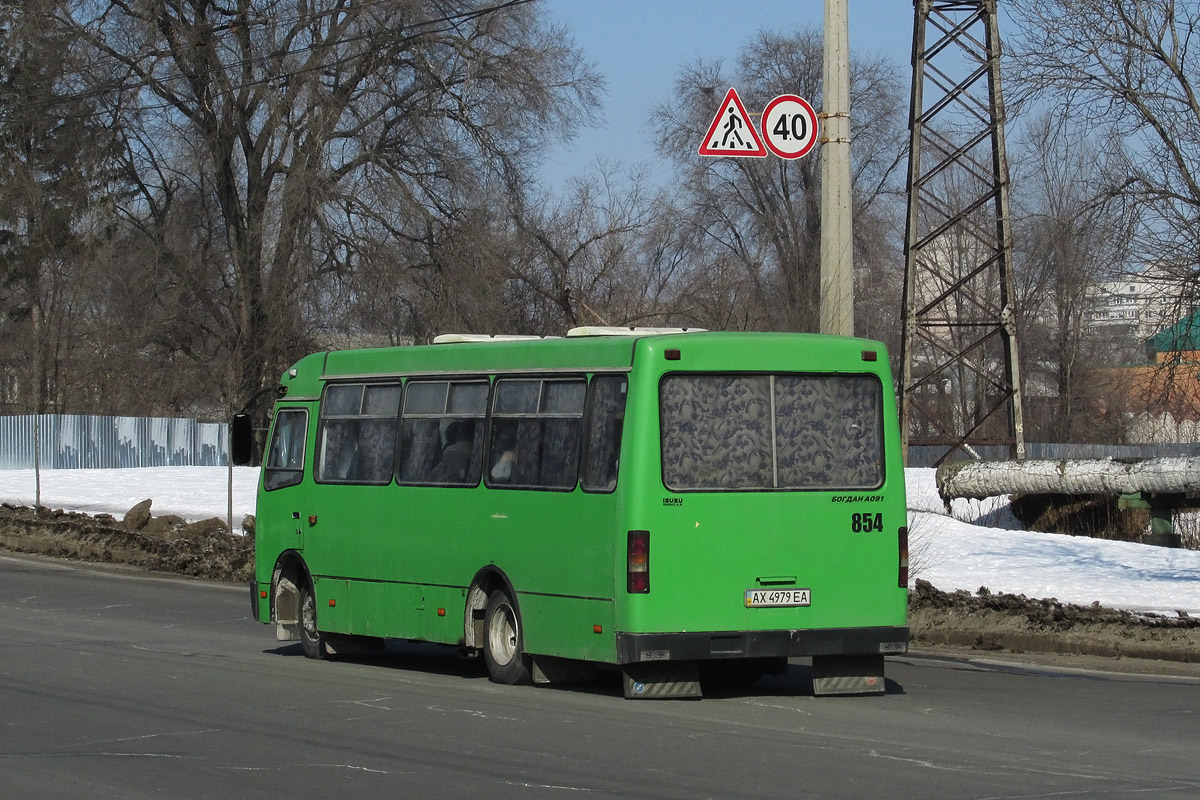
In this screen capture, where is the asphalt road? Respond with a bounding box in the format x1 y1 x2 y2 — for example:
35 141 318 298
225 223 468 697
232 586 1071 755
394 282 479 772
3 554 1199 800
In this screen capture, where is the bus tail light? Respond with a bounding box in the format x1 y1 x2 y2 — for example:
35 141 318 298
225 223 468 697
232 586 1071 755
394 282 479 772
627 531 650 593
898 526 910 588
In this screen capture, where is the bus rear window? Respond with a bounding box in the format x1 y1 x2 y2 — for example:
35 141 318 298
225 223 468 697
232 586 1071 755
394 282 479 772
659 373 884 491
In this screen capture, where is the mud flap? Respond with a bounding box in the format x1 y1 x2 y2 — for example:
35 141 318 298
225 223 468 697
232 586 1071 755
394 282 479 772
275 622 300 641
622 662 702 699
274 577 300 641
531 655 596 685
812 654 886 696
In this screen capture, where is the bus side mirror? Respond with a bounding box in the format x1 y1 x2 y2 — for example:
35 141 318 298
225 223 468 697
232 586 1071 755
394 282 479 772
231 413 254 466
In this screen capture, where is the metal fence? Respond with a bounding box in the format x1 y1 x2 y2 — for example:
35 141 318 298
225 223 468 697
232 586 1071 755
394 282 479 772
0 415 228 469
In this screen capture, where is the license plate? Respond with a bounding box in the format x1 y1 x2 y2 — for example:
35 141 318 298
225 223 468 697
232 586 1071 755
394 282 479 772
744 588 811 608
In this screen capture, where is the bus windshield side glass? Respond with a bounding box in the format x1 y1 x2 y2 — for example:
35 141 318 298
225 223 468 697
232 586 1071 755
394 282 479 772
659 373 883 491
263 408 308 491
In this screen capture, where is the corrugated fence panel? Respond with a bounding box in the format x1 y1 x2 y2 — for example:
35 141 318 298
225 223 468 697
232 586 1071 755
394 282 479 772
0 416 36 469
0 415 228 469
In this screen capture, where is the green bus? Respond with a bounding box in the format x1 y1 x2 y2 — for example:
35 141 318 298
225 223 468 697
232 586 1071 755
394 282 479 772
242 329 909 698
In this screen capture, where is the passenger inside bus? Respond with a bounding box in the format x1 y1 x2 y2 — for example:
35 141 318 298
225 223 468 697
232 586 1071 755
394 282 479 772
319 421 358 482
489 423 518 482
429 420 476 483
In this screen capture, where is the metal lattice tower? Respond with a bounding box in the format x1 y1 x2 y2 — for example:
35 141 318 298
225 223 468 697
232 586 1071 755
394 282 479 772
899 0 1025 465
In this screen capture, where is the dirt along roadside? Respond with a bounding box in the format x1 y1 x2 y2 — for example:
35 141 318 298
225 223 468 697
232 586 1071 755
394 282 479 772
0 502 253 583
1 500 1198 669
909 579 1200 667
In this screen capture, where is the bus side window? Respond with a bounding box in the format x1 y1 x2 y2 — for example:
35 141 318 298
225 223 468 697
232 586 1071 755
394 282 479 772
488 377 585 491
353 384 402 482
400 418 441 482
581 375 627 493
539 418 579 486
354 417 398 482
263 408 308 491
399 380 487 486
488 419 519 482
314 383 400 485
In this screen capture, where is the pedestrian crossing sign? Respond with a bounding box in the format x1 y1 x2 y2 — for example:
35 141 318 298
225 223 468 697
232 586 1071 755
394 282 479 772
698 87 767 158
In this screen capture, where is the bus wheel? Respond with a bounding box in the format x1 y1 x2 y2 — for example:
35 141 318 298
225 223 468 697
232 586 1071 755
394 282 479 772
483 589 531 685
299 582 328 660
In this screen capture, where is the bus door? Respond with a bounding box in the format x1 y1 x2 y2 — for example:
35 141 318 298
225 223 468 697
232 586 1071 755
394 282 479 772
261 403 315 555
305 382 403 583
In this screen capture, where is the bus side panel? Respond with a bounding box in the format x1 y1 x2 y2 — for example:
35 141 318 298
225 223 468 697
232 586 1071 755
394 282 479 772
314 578 352 630
449 489 620 663
521 595 616 663
301 484 620 661
303 484 436 641
345 580 465 642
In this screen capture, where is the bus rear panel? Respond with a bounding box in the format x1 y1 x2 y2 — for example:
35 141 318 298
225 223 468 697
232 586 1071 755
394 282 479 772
611 334 907 696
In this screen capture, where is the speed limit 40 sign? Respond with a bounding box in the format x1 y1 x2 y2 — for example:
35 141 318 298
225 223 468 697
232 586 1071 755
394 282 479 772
760 95 819 160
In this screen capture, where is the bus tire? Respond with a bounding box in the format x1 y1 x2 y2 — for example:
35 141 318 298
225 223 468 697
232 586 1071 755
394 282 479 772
299 582 329 660
482 589 531 685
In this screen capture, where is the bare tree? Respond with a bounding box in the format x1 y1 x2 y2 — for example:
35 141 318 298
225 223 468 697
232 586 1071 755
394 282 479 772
1005 0 1200 439
1007 0 1200 307
508 161 689 332
853 179 906 362
343 178 523 343
1010 115 1138 441
82 182 234 416
64 0 600 407
0 0 118 413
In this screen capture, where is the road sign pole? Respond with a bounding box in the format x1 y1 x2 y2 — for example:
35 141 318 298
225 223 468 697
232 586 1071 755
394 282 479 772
820 0 854 337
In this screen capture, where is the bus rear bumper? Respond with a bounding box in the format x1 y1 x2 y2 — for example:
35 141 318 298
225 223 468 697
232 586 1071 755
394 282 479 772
615 626 909 664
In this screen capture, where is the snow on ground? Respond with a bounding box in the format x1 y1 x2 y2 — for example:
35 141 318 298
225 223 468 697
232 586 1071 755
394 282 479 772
0 466 1198 615
0 466 259 534
907 469 1200 615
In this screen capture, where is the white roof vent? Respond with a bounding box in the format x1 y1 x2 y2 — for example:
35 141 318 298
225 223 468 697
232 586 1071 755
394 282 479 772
566 326 707 337
432 334 561 344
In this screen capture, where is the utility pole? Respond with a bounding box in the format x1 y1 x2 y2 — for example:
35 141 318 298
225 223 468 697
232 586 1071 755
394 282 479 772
820 0 854 337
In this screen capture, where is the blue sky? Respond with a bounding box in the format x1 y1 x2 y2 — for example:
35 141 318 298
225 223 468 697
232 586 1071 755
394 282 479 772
538 0 917 187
